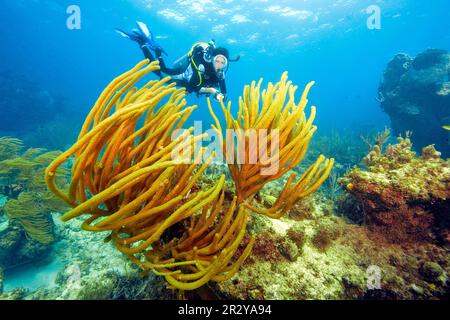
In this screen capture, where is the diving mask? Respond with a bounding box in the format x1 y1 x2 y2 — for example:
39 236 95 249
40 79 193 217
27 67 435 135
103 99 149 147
213 54 228 79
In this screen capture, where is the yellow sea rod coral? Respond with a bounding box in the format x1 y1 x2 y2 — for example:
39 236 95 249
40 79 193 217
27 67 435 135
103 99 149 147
45 60 254 291
45 60 332 291
208 73 334 218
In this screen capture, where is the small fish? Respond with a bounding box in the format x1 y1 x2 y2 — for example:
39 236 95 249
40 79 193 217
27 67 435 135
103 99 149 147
443 125 450 130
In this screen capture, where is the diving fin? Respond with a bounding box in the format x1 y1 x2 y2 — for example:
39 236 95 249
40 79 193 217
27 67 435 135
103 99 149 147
115 28 133 39
115 28 146 44
136 21 151 38
135 21 168 56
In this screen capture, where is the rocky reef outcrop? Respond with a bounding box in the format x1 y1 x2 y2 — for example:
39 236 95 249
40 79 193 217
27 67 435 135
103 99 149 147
0 214 176 300
203 163 449 300
0 137 66 278
378 49 450 156
0 219 53 271
338 134 450 245
2 175 449 300
213 194 449 300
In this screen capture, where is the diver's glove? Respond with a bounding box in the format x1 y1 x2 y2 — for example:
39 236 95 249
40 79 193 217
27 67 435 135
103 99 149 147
214 92 226 102
199 88 226 102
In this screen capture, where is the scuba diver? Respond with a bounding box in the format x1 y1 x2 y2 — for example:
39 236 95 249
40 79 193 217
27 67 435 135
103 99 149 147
116 21 240 102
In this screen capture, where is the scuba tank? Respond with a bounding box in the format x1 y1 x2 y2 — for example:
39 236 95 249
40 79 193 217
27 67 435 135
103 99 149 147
175 39 240 88
172 54 190 71
186 40 216 87
203 39 217 63
172 39 214 75
170 42 212 86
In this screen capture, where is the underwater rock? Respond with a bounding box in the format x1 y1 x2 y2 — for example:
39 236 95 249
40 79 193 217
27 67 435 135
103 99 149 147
0 221 22 264
250 231 286 264
278 239 300 262
339 136 450 244
6 215 178 301
312 217 344 251
311 223 342 251
336 193 365 224
215 198 450 300
0 220 51 269
363 289 399 300
58 270 166 300
215 201 369 300
1 287 28 300
378 49 450 156
286 225 307 250
419 262 445 284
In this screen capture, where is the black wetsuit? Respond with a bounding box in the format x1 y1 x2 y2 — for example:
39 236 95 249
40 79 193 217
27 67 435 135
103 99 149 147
141 44 227 97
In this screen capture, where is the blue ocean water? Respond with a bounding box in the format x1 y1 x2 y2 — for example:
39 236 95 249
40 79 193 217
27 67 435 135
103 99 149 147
3 259 62 292
0 0 449 300
1 0 449 135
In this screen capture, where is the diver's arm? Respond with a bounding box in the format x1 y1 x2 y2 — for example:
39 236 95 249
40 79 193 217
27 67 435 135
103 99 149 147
198 87 217 95
198 87 225 102
199 80 227 101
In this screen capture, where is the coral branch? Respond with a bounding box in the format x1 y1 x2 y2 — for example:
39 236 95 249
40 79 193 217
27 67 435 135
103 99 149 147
208 72 334 217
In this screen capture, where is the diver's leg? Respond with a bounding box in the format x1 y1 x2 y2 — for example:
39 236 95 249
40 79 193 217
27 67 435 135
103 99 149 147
141 45 163 78
155 49 187 76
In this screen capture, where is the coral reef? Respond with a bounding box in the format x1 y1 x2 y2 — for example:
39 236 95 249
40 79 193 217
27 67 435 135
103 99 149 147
0 220 52 270
0 137 68 244
205 129 449 300
0 137 68 270
3 156 449 300
0 214 176 300
44 60 332 292
378 49 450 156
5 58 445 301
213 191 449 300
338 133 450 244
